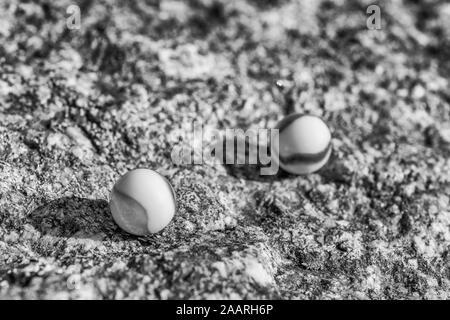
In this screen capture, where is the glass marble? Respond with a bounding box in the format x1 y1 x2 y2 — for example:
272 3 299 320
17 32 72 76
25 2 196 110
271 114 332 175
110 169 176 235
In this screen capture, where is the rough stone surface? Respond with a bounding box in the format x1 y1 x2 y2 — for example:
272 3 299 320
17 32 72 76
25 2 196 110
1 0 450 299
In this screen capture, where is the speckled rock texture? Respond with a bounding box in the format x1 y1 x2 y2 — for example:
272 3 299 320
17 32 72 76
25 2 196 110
1 0 450 299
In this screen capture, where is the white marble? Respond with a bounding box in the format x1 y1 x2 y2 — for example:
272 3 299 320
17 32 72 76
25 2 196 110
110 169 176 235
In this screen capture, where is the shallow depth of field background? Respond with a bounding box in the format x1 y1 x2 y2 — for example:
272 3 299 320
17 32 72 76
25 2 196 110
0 0 450 299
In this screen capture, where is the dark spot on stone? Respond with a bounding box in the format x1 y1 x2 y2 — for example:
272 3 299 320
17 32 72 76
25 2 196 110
29 197 121 239
398 213 412 235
